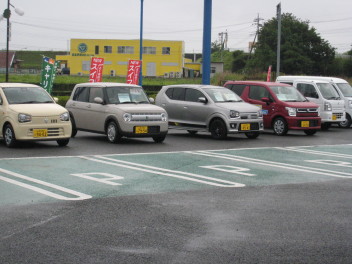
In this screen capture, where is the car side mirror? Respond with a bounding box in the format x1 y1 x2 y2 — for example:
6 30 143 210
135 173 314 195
198 97 207 104
261 97 271 104
149 97 155 104
94 97 104 104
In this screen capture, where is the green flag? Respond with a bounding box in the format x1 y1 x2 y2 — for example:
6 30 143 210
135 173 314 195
40 56 56 94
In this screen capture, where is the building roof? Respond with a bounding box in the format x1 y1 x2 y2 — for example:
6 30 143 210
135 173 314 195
0 51 16 68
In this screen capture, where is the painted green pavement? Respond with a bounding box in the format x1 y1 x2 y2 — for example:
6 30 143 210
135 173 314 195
1 144 351 205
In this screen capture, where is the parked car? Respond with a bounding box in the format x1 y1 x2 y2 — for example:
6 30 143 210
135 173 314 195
0 83 72 147
276 76 352 128
155 84 263 139
276 76 346 130
65 82 168 143
224 81 321 136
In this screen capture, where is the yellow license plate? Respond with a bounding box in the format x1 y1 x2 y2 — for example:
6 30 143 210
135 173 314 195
301 121 310 127
135 126 148 134
332 114 337 121
33 129 48 138
240 124 250 131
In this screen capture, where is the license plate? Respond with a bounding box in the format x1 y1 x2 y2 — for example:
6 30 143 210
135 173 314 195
240 124 250 131
135 126 148 134
33 129 48 138
301 121 310 127
332 114 337 121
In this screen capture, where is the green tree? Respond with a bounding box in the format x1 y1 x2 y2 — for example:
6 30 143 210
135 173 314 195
231 50 247 72
249 13 336 75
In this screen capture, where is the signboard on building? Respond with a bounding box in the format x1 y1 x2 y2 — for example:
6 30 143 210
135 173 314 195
89 57 104 83
126 60 142 85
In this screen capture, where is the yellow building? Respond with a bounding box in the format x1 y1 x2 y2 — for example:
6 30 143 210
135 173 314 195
56 39 185 77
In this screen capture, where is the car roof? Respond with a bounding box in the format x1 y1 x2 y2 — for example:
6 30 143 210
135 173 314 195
276 76 348 83
162 84 224 89
225 81 291 86
0 83 41 88
74 82 142 88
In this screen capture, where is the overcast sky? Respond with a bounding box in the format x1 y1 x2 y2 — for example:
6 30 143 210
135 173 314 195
0 0 351 54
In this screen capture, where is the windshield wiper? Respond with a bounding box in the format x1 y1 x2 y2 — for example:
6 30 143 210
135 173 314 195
137 101 150 104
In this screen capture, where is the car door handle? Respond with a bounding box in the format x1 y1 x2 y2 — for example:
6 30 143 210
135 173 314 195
87 104 91 108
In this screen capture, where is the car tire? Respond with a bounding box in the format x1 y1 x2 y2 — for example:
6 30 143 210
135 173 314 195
210 119 227 139
273 117 288 136
338 114 351 128
70 116 77 138
57 138 70 147
304 129 317 136
245 131 260 139
152 135 166 143
187 130 198 135
3 124 17 148
106 121 121 143
321 123 331 131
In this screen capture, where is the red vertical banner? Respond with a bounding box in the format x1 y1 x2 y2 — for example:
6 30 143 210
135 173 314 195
266 65 272 82
89 57 105 83
126 60 142 85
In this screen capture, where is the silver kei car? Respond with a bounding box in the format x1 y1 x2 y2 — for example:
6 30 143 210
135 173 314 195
65 82 168 143
155 84 264 139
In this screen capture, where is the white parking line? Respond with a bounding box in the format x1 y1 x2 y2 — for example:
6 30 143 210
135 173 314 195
275 147 352 159
82 155 245 187
190 151 352 179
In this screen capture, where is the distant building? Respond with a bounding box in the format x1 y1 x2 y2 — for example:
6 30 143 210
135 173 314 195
56 39 185 77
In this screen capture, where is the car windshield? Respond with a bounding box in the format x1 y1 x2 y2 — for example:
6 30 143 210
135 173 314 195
3 87 54 104
316 83 340 99
105 86 149 104
270 85 307 102
203 87 242 102
336 83 352 97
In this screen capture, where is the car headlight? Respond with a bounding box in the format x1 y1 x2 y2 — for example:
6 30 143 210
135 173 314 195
258 110 263 118
161 113 167 122
60 112 70 121
18 113 32 123
348 100 352 109
123 113 132 122
324 102 332 111
230 110 240 118
285 107 297 117
317 107 320 117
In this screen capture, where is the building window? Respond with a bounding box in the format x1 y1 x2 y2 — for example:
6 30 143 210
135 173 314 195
162 47 170 55
118 46 134 54
95 45 99 54
211 67 216 73
104 46 112 53
142 47 156 54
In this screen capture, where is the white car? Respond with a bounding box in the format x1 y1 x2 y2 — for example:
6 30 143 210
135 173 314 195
65 82 168 143
0 83 72 148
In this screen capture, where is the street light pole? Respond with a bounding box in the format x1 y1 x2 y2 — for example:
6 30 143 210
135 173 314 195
5 0 10 82
139 0 144 86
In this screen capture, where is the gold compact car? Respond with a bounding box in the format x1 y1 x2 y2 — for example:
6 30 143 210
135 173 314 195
0 83 72 148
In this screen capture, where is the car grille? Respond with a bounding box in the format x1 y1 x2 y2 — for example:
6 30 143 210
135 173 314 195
240 112 259 119
131 113 164 122
333 112 344 119
296 108 319 117
28 128 65 137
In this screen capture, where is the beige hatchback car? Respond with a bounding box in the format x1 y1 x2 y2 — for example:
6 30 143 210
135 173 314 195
65 82 168 143
0 83 72 147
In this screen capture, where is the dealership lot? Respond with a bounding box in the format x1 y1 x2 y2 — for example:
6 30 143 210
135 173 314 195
1 144 351 205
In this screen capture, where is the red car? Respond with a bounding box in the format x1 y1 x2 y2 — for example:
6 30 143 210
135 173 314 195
224 81 321 136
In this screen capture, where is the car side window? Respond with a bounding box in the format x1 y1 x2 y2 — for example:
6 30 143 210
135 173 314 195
73 87 89 102
171 88 186 101
165 88 174 99
296 83 319 98
0 95 2 105
89 87 104 103
230 84 246 96
185 88 204 102
249 85 270 100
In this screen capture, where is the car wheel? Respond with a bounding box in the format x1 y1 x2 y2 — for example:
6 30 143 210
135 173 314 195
245 131 259 139
152 135 166 143
187 130 198 135
70 116 77 138
106 121 121 143
338 114 351 128
273 117 288 136
3 124 17 148
304 129 317 136
321 123 331 131
210 119 227 139
57 138 70 147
